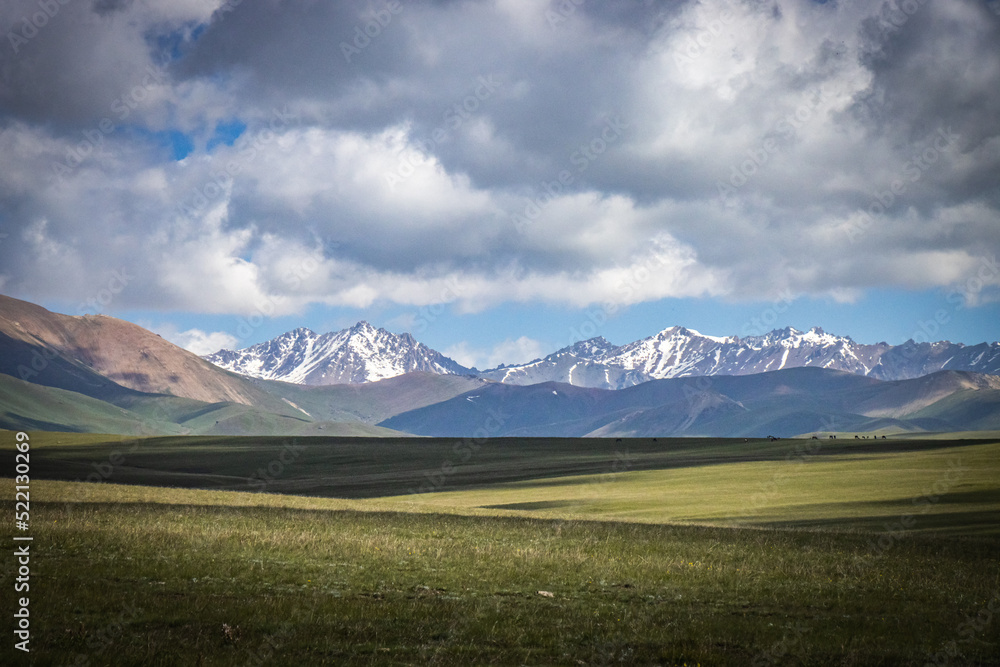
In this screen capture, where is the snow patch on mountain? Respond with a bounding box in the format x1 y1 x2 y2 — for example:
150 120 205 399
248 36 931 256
204 321 472 385
478 326 1000 389
206 321 1000 390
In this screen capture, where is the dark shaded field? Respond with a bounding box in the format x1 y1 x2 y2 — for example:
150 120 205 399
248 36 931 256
12 432 992 498
2 432 999 664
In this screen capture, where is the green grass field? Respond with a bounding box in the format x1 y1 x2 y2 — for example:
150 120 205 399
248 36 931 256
2 432 999 664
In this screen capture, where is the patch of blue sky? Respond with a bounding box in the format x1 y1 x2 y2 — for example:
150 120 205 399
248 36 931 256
149 22 207 63
53 288 999 361
206 120 248 152
153 129 193 161
118 126 194 160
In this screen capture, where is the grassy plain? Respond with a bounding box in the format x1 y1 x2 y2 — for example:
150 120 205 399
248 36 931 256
1 433 999 664
384 440 1000 535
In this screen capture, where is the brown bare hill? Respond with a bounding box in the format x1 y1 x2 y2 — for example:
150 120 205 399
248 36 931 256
0 294 260 405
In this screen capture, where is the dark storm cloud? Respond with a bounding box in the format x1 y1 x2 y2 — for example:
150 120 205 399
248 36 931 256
855 0 1000 208
0 0 997 315
0 1 193 128
173 0 651 189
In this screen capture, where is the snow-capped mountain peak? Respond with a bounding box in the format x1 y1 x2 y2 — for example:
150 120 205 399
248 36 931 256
565 336 617 359
204 322 472 385
479 325 1000 389
650 325 737 346
205 321 1000 390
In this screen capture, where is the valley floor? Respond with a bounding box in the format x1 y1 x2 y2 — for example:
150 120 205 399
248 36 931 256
2 434 999 664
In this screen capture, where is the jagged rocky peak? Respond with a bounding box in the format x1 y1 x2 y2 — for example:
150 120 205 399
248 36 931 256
566 336 616 358
204 319 1000 390
204 321 472 385
349 320 375 333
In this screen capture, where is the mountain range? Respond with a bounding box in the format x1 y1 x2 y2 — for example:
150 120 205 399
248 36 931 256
205 323 471 384
206 322 1000 390
0 294 482 436
380 366 1000 438
1 293 998 438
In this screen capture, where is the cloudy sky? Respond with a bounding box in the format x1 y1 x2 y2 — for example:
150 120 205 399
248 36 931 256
1 0 998 368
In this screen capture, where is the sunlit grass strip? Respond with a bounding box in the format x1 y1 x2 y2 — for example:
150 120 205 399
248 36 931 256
8 439 999 535
378 441 1000 533
4 481 999 664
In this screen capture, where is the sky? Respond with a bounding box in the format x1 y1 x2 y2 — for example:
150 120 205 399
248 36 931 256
1 0 999 370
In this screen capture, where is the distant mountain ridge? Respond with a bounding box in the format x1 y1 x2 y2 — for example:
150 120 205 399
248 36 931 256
0 294 480 436
380 367 1000 438
477 326 1000 389
1 294 997 438
204 322 1000 390
204 321 472 386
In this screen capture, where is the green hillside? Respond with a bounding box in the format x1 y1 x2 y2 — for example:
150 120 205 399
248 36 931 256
0 374 404 437
910 388 1000 430
255 372 486 424
381 368 997 438
0 373 187 435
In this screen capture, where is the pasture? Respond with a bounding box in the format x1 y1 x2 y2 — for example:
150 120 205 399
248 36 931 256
2 433 999 664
